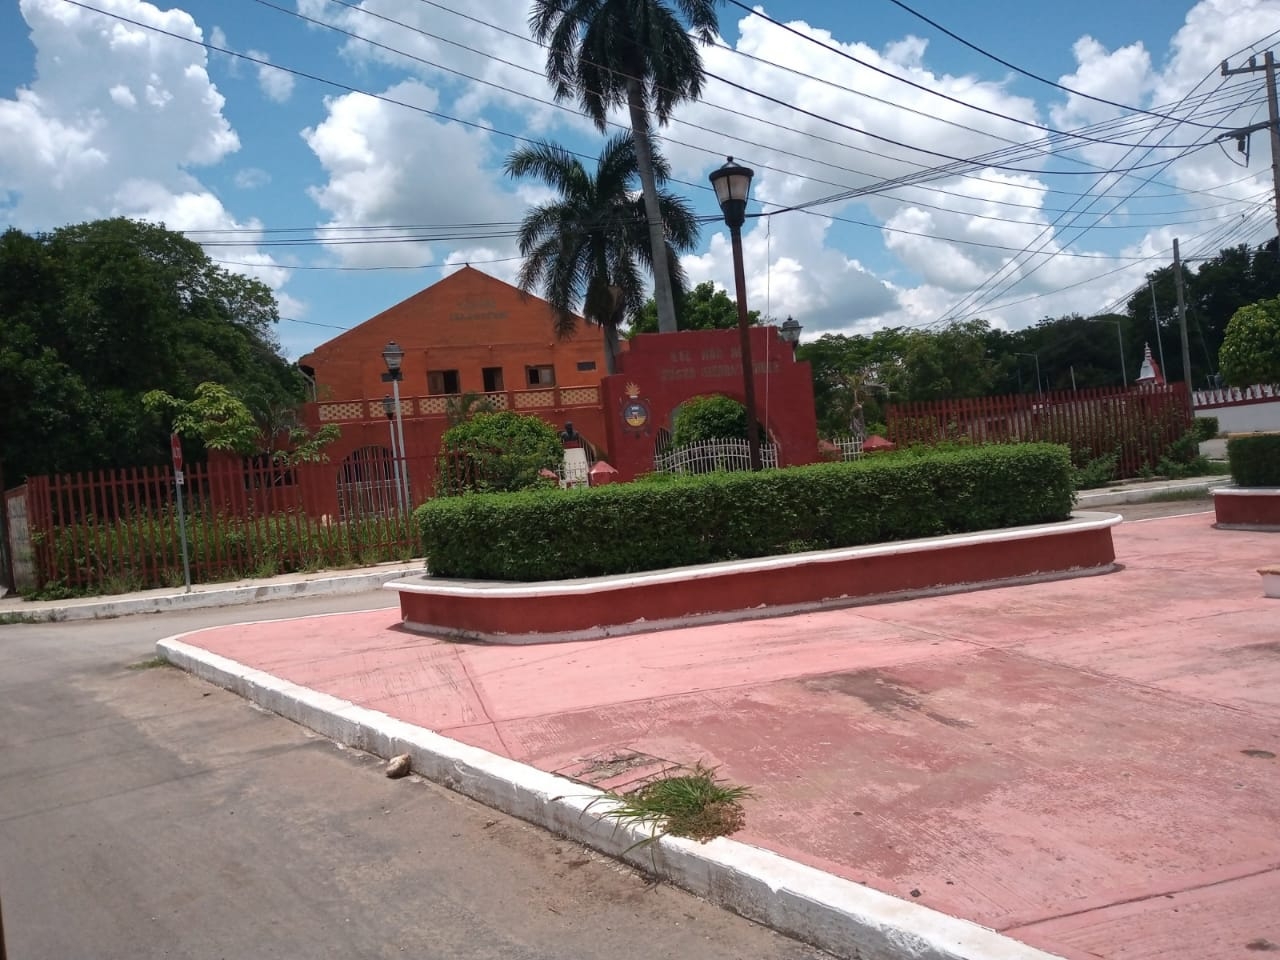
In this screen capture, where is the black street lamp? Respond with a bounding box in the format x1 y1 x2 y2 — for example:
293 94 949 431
709 157 762 471
380 341 410 509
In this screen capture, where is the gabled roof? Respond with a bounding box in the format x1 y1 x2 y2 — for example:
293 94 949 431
297 265 593 365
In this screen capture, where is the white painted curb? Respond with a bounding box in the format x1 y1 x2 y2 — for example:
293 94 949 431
1077 478 1223 506
157 635 1064 960
11 567 420 623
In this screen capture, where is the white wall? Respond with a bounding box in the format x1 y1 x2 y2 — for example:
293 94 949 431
1196 399 1280 434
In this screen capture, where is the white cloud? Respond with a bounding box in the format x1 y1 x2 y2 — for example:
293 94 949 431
246 49 295 103
234 166 271 189
0 0 300 322
302 80 518 267
293 0 567 127
1 0 238 224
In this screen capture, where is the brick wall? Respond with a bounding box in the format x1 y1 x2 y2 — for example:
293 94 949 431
299 266 609 402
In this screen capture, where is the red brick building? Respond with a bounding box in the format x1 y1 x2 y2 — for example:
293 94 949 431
297 267 819 514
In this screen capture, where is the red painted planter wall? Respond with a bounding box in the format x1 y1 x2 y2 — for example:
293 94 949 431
397 523 1117 642
1214 491 1280 528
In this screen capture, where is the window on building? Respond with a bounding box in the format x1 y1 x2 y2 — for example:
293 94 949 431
427 369 461 395
482 366 504 392
576 360 597 372
526 364 556 387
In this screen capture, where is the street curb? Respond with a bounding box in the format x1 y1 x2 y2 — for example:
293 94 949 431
8 567 419 623
157 635 1064 960
1077 477 1224 507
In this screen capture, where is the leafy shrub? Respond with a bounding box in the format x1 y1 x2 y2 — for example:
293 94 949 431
1227 432 1280 487
1073 454 1118 489
671 394 748 447
436 411 563 495
1193 417 1219 442
417 443 1075 581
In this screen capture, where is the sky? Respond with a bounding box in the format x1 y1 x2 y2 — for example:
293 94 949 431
3 0 1280 360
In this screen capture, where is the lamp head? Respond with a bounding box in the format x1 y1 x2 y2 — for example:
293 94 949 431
381 340 405 374
708 157 754 230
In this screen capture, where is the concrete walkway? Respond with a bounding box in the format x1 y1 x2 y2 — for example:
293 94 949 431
170 511 1279 960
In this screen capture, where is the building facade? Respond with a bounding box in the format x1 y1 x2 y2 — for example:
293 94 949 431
298 267 819 513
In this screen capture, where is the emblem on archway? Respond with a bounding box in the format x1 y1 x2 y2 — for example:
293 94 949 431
620 381 650 434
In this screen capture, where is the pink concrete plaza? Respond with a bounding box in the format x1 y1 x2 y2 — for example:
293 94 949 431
183 511 1279 960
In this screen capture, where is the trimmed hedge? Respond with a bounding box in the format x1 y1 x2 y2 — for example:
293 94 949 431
417 443 1075 582
1227 432 1280 487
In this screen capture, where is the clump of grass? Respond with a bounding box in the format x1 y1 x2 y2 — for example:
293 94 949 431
127 656 170 670
596 763 753 846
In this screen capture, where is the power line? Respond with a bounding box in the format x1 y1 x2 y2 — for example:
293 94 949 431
726 0 1248 135
351 0 1264 204
881 0 1280 130
934 57 1240 325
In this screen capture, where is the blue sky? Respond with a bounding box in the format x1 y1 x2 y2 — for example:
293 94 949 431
3 0 1279 360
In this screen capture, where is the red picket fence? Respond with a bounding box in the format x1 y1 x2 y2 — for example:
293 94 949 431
886 384 1192 479
19 453 444 593
15 447 536 593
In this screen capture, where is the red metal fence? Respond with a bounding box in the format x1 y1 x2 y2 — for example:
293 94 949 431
886 384 1192 479
20 454 446 593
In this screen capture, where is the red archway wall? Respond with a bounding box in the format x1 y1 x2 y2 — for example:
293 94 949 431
600 327 819 481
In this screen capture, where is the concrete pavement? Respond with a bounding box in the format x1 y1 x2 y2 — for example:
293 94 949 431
164 510 1280 960
0 595 827 960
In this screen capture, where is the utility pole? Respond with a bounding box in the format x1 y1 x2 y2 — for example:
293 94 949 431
1173 238 1194 412
1220 51 1280 244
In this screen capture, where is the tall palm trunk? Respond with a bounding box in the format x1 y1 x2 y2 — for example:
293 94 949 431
626 76 679 335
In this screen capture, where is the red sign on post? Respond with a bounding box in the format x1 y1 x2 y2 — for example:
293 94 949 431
170 434 183 472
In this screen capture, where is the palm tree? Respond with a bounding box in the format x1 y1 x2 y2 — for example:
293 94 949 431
505 134 698 373
529 0 719 337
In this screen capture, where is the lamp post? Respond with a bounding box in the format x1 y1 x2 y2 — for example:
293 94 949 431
1015 352 1043 397
709 157 762 471
380 340 410 509
381 394 406 513
779 315 802 357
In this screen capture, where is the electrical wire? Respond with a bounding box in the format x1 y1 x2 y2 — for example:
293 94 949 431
881 0 1280 129
726 0 1253 135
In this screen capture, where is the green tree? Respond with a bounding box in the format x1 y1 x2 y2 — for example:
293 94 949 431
506 135 698 373
142 382 340 464
628 281 760 336
0 219 306 481
797 330 906 437
1219 297 1280 386
901 320 996 401
438 411 564 494
530 0 719 336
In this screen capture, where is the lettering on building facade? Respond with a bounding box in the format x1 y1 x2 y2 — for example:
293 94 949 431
449 295 508 323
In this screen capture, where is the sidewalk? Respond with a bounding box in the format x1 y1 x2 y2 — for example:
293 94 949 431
0 560 420 622
165 512 1279 960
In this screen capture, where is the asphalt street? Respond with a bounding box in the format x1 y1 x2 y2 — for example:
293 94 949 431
0 592 827 960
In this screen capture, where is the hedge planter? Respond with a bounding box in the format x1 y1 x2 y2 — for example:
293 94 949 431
388 512 1120 644
1215 432 1280 530
1213 487 1280 530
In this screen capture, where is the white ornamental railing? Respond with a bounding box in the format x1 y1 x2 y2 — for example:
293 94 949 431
1192 383 1278 408
825 436 864 461
653 439 779 474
